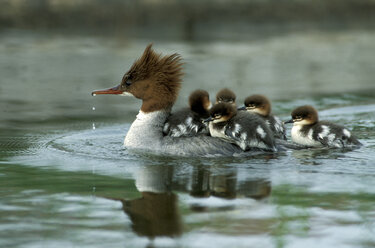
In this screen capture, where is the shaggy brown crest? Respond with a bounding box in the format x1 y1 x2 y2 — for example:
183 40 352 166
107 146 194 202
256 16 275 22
291 105 319 124
122 44 184 112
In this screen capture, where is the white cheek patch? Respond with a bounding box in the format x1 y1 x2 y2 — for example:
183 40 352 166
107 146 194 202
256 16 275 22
294 119 311 126
247 108 257 113
213 118 224 123
121 92 134 97
258 109 267 116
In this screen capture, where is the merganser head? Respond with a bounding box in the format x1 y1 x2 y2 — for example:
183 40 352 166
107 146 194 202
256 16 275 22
92 44 183 113
188 89 211 115
215 88 236 105
204 103 237 124
239 94 271 117
285 105 319 126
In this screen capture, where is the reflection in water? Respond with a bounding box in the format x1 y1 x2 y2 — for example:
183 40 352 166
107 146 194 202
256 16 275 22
121 192 182 239
291 147 354 165
112 165 182 240
110 162 271 241
190 164 271 200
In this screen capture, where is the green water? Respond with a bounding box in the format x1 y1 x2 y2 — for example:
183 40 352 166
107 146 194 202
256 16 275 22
1 30 375 248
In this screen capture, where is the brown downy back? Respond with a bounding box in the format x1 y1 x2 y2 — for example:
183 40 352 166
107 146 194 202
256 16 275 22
216 88 236 103
188 89 210 115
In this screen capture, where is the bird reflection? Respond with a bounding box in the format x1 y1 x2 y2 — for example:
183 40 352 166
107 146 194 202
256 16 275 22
110 161 271 242
189 164 271 200
114 165 182 239
291 147 350 165
120 192 182 239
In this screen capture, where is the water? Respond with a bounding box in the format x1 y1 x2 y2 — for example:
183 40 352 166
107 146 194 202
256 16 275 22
1 30 375 248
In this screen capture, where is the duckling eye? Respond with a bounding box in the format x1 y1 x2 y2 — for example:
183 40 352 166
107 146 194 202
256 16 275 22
214 114 221 119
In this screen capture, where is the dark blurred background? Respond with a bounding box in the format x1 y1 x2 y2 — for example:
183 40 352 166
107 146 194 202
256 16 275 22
1 0 375 129
1 0 375 40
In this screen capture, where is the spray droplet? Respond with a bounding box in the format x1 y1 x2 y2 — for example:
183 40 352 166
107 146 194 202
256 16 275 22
92 123 96 130
92 107 95 111
92 94 97 96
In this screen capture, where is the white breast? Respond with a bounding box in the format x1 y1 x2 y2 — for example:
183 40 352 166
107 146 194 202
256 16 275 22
291 125 321 147
124 110 167 149
209 122 228 140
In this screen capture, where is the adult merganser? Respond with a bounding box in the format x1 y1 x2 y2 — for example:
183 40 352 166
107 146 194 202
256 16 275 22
216 88 236 106
238 94 287 140
204 103 277 151
92 44 270 156
163 89 211 137
285 105 362 148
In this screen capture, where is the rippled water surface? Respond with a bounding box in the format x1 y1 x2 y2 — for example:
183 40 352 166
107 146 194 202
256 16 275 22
1 30 375 248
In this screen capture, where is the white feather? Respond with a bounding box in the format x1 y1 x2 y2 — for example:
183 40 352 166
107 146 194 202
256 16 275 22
343 129 351 138
318 125 330 140
256 126 266 139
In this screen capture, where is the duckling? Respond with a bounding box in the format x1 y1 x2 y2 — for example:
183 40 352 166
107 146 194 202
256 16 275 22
239 94 286 140
216 88 236 106
204 103 276 152
285 105 362 148
163 89 211 137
